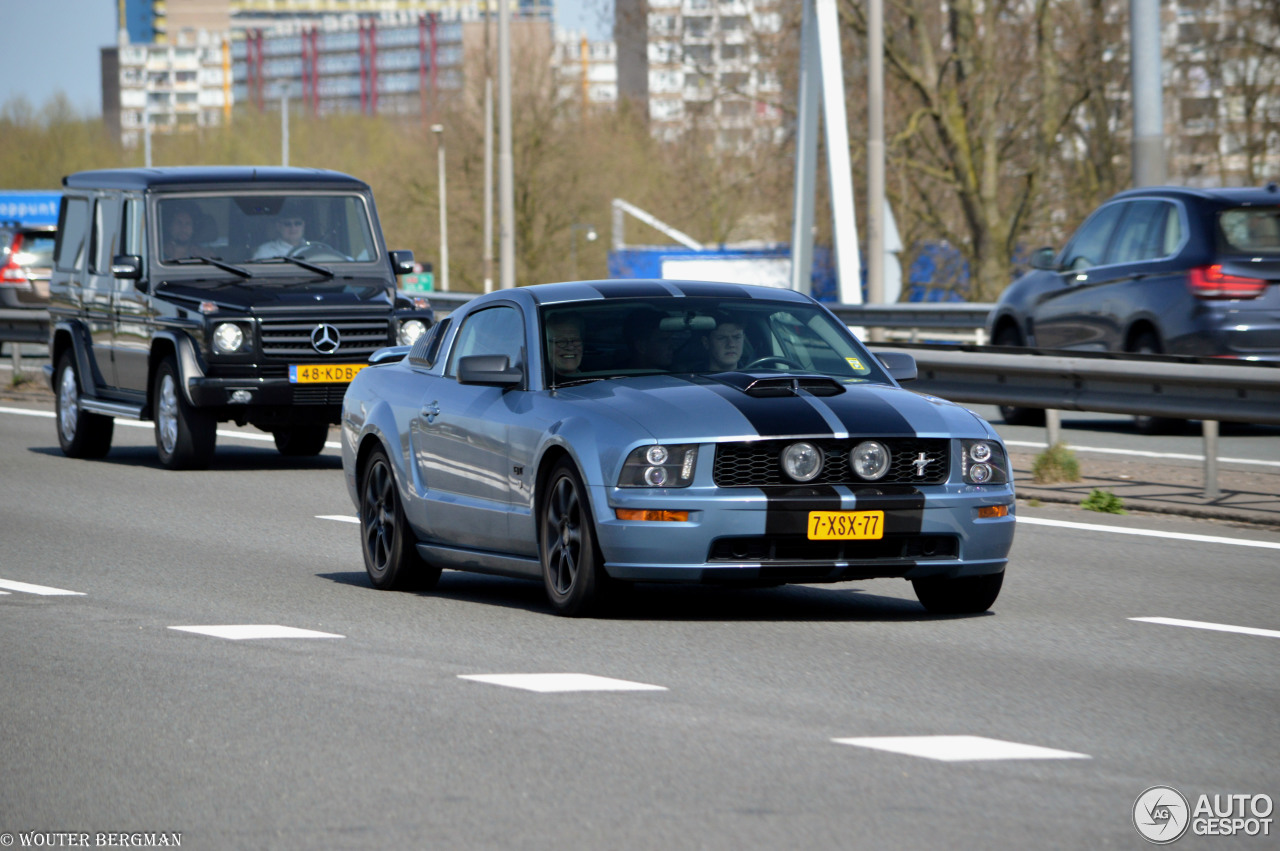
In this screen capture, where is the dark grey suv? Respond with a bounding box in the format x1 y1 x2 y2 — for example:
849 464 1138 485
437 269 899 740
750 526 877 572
46 167 433 469
987 184 1280 427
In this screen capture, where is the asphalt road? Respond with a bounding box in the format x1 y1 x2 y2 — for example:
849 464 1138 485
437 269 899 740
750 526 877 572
1 403 1278 849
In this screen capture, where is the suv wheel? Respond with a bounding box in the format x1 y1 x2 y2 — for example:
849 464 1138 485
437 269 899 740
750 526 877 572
273 425 330 457
993 328 1045 427
55 351 113 459
153 356 216 470
1128 333 1184 435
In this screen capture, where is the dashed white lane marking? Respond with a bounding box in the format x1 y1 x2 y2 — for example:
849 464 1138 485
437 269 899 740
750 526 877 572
833 735 1090 762
458 673 668 693
0 578 86 596
169 625 344 640
318 515 359 524
1005 439 1280 469
1017 516 1280 551
0 407 336 447
1130 617 1280 640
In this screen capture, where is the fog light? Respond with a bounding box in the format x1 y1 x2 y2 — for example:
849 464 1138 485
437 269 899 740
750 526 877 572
229 389 253 404
781 441 822 482
850 440 890 480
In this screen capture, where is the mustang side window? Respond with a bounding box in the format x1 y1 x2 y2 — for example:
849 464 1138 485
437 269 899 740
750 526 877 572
446 306 523 377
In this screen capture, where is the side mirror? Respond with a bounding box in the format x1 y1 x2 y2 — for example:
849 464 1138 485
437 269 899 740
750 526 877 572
458 354 523 387
111 254 142 280
1029 247 1058 271
874 351 917 382
390 249 416 275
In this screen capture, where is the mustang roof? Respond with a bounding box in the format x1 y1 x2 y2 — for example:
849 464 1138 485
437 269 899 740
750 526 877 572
522 279 816 305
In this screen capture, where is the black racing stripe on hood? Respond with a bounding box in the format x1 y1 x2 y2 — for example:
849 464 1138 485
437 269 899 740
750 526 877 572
695 377 834 437
852 487 926 537
589 282 672 299
817 387 917 436
765 486 843 537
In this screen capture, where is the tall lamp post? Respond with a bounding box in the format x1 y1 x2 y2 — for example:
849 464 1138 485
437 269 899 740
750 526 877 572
432 124 450 292
570 223 597 280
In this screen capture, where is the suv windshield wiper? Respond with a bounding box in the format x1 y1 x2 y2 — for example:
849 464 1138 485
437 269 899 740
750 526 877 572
257 256 335 278
171 256 252 278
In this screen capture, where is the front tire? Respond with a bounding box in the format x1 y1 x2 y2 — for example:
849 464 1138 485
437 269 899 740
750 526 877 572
273 425 330 457
153 356 215 470
912 571 1004 615
359 448 441 591
1128 333 1183 435
540 460 611 616
55 351 113 459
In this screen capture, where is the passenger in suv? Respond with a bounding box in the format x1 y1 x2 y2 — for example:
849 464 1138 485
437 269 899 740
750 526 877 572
46 167 433 469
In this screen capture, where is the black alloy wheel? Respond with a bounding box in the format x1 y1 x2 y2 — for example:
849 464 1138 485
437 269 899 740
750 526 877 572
359 448 440 591
540 460 611 616
993 327 1046 427
1128 333 1184 435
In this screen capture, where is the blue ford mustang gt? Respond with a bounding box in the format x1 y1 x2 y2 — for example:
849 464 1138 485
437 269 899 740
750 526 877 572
341 280 1015 616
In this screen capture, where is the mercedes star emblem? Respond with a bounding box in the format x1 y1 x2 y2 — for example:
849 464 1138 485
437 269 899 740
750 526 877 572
311 323 341 354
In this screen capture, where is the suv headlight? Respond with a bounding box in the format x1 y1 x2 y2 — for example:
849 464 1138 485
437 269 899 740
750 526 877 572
618 444 698 488
398 318 428 345
212 322 247 354
961 439 1008 485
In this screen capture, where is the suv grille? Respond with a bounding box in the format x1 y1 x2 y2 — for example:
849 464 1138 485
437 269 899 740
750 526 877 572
259 318 391 360
713 438 949 487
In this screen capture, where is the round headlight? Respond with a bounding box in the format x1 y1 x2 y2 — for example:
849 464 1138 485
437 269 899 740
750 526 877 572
645 445 669 465
850 440 890 480
212 322 244 354
969 463 993 484
643 466 669 486
398 318 428 346
781 441 823 482
969 442 993 463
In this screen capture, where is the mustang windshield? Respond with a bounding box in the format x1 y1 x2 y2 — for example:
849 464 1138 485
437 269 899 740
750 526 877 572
157 194 378 266
541 297 890 387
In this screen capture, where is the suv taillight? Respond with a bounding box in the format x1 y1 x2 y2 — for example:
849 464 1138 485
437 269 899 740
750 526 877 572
1188 264 1267 300
0 233 26 286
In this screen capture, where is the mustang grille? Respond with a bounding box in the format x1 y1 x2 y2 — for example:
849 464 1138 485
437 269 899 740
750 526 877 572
259 318 391 359
712 438 949 487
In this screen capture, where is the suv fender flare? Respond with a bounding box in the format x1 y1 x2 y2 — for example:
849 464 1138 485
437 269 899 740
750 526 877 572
149 331 208 407
49 320 107 398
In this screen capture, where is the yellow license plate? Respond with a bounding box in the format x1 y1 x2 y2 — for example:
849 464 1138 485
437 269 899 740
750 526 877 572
807 510 885 540
289 363 366 384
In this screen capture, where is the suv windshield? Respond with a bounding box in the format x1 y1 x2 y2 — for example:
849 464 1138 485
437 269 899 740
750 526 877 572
540 297 890 388
157 193 378 266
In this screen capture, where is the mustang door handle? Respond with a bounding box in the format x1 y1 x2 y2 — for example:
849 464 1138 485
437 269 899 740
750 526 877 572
421 401 441 424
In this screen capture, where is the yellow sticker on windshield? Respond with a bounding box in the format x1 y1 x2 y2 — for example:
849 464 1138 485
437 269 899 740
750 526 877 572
846 357 865 371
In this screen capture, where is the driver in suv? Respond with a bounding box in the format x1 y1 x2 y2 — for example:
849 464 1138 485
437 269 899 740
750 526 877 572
253 201 310 259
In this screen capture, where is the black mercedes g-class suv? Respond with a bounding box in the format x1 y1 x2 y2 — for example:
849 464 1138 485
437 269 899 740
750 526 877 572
46 167 433 469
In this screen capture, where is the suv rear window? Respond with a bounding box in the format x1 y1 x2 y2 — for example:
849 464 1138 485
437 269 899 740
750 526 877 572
1220 206 1280 254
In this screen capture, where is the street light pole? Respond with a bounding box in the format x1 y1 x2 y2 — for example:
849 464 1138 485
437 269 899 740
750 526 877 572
432 124 449 292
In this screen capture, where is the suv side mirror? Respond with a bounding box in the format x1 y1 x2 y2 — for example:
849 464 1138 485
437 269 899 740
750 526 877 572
874 351 917 382
112 254 142 280
1029 247 1058 271
457 354 523 387
390 250 415 275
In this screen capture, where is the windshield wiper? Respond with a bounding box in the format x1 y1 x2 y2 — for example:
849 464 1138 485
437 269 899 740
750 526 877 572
553 376 609 388
258 256 335 278
171 256 252 278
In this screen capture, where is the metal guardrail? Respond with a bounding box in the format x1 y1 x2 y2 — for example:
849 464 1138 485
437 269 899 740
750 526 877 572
0 308 49 345
882 344 1280 497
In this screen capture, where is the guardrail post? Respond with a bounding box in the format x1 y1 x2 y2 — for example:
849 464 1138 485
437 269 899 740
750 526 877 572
1203 420 1219 500
1045 409 1061 448
9 344 20 383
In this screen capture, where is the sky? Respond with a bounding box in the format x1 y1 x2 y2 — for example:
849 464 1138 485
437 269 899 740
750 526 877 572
0 0 613 118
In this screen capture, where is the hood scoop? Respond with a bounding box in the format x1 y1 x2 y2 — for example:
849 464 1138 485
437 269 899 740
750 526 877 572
714 372 846 397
